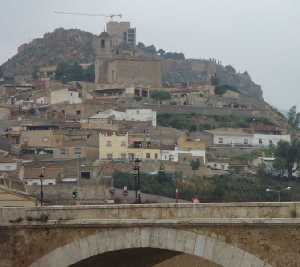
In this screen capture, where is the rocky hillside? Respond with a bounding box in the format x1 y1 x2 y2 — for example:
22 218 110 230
216 65 263 100
1 28 263 100
1 28 97 78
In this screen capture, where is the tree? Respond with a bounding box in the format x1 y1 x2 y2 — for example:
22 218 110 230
145 45 157 55
137 42 146 49
82 64 95 82
150 91 171 104
158 49 166 56
163 52 185 60
287 105 300 132
274 140 300 178
55 62 94 82
273 157 286 177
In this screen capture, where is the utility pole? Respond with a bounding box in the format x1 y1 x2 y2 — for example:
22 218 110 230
39 167 45 206
134 159 141 204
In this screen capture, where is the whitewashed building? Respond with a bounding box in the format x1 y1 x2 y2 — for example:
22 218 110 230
50 89 82 105
0 162 17 172
207 128 291 147
24 178 56 186
207 128 253 146
35 96 48 105
206 162 230 171
253 134 291 147
89 109 157 127
161 146 206 164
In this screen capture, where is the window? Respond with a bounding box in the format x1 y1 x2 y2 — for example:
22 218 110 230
76 110 81 115
121 153 127 159
155 153 158 159
259 139 263 145
60 149 66 155
121 141 127 147
106 140 112 147
218 137 223 144
146 153 151 159
81 172 91 179
107 154 113 160
269 140 273 145
244 138 249 145
169 155 174 161
42 137 49 142
74 147 81 158
101 39 105 48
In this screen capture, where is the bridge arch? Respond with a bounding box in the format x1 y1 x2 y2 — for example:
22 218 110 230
29 227 271 267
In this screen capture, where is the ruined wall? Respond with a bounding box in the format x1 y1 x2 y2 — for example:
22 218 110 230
107 58 162 87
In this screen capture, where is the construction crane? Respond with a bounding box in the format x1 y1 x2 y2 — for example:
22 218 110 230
54 11 122 21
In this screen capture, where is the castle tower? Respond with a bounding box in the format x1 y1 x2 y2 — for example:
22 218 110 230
95 31 113 84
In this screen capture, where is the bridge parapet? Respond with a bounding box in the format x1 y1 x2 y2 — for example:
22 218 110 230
1 202 300 226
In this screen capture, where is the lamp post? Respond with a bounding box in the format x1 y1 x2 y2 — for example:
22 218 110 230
266 186 292 202
134 158 141 204
39 167 45 206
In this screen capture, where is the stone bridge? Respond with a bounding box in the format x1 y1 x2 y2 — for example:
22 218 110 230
1 203 300 267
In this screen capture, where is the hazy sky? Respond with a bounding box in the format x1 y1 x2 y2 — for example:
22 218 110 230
1 0 299 109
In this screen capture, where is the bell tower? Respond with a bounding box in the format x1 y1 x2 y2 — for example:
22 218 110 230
95 31 113 84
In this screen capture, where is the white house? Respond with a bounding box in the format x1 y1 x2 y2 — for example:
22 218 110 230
35 96 48 105
206 162 229 171
89 109 157 127
207 128 253 146
50 89 82 105
24 178 56 186
207 128 291 147
161 146 206 164
125 109 157 127
0 162 17 172
161 149 179 162
253 134 291 147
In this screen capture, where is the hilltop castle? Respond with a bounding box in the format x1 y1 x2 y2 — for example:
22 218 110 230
95 21 161 88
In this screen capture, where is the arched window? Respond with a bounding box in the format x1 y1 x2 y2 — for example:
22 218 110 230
101 39 105 49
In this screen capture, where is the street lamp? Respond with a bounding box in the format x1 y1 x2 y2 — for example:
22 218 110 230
39 167 45 206
266 186 292 202
133 158 141 204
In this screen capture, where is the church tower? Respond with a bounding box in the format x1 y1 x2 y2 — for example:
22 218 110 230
95 31 113 84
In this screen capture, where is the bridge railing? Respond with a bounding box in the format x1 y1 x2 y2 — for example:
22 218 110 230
0 202 300 225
